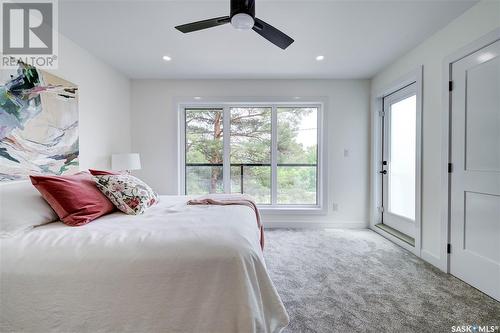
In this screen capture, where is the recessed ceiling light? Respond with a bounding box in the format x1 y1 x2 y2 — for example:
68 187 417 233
315 55 325 61
293 96 301 100
194 96 202 100
162 55 172 61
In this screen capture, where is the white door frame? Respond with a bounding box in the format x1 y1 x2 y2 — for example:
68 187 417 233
370 66 423 257
382 83 419 237
440 28 500 273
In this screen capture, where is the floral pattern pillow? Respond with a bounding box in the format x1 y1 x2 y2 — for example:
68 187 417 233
93 174 159 215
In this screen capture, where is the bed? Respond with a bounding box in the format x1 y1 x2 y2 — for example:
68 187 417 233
0 191 289 333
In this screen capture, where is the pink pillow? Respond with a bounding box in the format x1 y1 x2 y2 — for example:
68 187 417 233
30 172 116 226
88 169 120 176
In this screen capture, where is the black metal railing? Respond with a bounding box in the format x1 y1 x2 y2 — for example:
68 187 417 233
185 163 316 194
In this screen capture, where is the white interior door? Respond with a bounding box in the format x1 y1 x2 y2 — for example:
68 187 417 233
382 83 417 238
450 39 500 301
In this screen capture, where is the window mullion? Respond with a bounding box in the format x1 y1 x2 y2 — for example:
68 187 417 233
223 106 231 193
181 107 187 195
271 105 278 205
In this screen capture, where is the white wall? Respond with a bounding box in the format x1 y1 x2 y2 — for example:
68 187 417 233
131 79 370 227
371 0 500 268
1 33 132 170
53 34 132 169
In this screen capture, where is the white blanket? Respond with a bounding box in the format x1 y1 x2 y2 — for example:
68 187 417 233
0 196 289 333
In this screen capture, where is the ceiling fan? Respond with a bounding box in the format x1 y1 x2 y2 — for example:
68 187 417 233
175 0 294 50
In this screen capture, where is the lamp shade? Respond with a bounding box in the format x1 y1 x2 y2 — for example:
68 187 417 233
111 153 141 171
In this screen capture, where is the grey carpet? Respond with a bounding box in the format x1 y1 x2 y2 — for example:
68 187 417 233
263 229 500 333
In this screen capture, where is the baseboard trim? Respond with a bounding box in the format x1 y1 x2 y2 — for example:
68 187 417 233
421 250 446 272
263 221 367 229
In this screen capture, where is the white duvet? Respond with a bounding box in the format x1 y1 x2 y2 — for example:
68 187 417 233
0 196 289 333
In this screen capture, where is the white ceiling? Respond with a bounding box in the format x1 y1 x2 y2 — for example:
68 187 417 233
59 0 477 79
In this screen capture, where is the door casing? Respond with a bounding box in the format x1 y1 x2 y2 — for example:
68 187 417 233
440 28 500 273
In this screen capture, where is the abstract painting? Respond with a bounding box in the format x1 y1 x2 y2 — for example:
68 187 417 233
0 62 79 181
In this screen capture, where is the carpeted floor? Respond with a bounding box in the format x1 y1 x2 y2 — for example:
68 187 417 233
263 229 500 333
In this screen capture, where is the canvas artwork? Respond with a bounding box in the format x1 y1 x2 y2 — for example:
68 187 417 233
0 62 79 181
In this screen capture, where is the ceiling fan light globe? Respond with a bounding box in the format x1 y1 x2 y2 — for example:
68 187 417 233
231 13 254 30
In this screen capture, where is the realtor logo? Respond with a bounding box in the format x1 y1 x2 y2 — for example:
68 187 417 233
1 0 58 68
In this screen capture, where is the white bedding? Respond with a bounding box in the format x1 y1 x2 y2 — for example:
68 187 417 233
0 196 289 333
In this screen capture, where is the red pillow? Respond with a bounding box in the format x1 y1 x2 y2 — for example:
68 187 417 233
88 169 120 176
30 172 116 226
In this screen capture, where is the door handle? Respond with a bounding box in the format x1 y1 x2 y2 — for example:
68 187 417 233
379 170 387 175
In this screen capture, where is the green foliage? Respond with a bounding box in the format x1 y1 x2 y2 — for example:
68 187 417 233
277 108 317 164
186 110 224 164
277 167 316 204
230 108 271 163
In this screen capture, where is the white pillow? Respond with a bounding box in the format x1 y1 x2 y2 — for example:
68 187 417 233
0 181 58 238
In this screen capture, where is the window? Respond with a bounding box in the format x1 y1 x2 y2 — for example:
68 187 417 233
182 103 323 209
388 95 416 220
229 107 272 204
277 107 317 205
185 108 224 195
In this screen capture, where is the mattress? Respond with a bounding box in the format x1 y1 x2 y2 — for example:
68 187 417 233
0 196 289 333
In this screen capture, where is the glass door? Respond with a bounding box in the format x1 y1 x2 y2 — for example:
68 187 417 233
381 83 417 238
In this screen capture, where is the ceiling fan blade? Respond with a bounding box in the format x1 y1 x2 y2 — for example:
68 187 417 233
252 17 294 50
175 16 230 33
